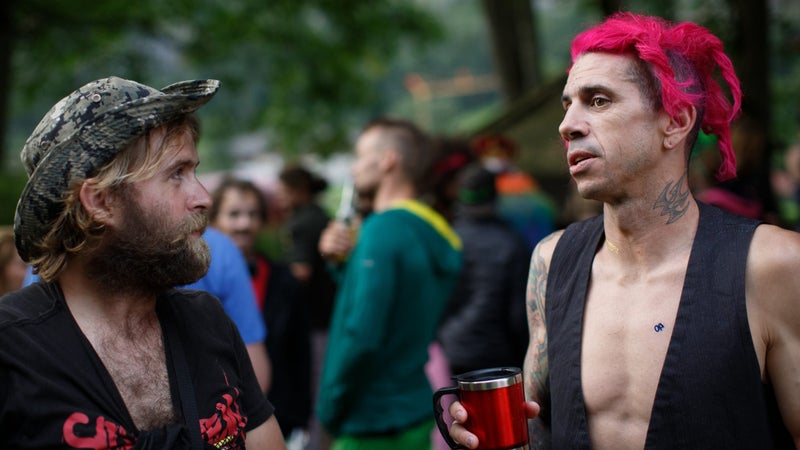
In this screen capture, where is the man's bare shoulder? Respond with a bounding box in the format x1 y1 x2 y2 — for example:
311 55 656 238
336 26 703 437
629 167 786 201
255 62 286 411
527 230 565 314
748 224 800 281
532 229 565 266
748 224 800 441
746 224 800 348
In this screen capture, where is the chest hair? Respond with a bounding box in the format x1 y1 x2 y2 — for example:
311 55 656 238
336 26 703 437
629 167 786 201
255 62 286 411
94 318 175 430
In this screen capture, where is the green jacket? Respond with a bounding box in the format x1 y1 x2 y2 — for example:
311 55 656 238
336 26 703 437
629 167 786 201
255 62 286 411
316 199 462 436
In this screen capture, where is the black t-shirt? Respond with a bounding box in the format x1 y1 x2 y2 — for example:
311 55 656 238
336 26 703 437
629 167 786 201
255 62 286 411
0 282 273 449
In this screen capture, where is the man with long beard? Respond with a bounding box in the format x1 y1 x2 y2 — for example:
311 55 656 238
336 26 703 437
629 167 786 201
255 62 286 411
0 77 285 449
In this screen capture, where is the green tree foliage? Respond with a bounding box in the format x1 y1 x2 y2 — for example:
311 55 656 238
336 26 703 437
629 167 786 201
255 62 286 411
0 172 27 225
6 0 442 173
172 0 443 156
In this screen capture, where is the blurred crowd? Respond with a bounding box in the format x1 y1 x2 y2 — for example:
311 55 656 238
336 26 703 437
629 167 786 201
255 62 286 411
3 112 800 450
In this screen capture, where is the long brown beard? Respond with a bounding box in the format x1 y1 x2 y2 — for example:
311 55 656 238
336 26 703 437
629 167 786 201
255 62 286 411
86 199 211 297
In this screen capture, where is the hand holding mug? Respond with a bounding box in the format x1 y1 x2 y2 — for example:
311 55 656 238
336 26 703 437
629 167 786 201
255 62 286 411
433 367 538 450
449 399 540 449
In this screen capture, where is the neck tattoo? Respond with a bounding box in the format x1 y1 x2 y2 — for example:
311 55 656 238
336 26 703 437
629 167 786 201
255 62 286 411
653 174 690 224
606 240 621 255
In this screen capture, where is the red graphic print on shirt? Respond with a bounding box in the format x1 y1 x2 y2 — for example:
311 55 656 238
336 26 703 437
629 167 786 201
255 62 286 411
200 387 248 449
61 387 247 449
62 413 134 450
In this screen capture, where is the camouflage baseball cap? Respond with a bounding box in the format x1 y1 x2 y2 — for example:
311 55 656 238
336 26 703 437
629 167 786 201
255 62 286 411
14 76 220 262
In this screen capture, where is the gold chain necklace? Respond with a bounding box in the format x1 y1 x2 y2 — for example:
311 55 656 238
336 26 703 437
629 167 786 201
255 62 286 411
606 240 621 255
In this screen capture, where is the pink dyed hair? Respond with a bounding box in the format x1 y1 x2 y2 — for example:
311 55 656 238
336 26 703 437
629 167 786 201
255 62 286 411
570 12 742 181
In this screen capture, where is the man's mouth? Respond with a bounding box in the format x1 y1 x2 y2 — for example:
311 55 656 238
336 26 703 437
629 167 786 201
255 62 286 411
568 151 596 167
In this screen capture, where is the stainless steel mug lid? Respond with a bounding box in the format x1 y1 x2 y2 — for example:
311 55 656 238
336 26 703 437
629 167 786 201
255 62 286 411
454 367 522 391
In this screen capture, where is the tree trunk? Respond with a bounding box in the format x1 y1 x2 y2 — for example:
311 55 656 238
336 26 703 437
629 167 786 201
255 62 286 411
729 0 776 218
481 0 540 102
731 0 769 126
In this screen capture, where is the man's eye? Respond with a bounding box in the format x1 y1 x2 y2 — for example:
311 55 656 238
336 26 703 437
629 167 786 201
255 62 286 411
590 97 609 107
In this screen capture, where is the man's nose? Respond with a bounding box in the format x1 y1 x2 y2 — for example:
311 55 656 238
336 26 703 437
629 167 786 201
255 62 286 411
558 106 589 142
191 177 212 211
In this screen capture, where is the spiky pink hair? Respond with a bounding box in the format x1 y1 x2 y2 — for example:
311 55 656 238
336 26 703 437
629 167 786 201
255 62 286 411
570 12 742 181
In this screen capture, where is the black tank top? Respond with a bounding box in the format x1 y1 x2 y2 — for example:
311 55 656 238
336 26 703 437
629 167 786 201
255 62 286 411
545 202 792 449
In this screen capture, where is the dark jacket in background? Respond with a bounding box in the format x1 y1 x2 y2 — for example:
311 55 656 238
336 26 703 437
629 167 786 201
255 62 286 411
252 255 312 436
439 213 530 375
286 203 338 331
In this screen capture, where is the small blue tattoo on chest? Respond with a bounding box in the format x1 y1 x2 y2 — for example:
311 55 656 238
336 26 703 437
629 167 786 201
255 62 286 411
654 323 665 332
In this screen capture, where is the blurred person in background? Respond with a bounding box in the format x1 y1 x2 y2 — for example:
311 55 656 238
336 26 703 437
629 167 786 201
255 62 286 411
0 225 28 297
316 117 462 450
425 135 477 223
471 133 556 251
184 227 273 393
211 176 312 448
779 140 800 231
423 135 476 450
276 164 338 334
693 114 775 222
277 164 339 450
438 163 530 376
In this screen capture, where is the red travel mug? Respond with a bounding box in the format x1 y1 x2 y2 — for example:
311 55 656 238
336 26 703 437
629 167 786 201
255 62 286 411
433 367 529 450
